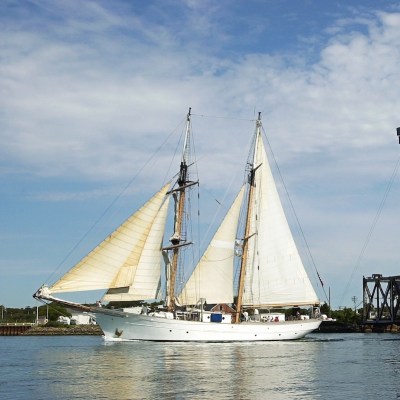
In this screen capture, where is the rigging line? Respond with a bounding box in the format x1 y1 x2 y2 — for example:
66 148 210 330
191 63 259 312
194 112 255 245
194 122 254 251
261 126 329 304
339 154 400 307
192 113 255 122
189 117 201 245
191 123 203 297
162 123 186 186
36 298 71 319
46 116 187 285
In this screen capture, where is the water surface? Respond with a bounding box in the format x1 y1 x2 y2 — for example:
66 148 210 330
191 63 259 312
1 333 399 399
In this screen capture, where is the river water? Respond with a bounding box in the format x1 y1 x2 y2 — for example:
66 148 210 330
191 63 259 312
1 333 399 399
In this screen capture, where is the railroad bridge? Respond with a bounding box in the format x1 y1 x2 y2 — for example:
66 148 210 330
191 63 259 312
362 274 400 331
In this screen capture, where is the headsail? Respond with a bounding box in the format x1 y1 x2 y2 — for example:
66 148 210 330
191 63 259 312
177 186 245 305
48 184 170 298
242 127 319 307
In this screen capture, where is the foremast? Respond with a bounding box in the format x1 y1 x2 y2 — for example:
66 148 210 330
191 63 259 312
166 108 196 312
235 112 262 323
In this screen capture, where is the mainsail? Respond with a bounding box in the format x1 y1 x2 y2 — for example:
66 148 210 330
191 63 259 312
242 130 319 307
48 184 170 300
177 186 245 305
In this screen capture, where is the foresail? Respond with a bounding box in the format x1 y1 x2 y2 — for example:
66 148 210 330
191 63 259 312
49 184 170 295
102 195 170 301
243 133 319 307
177 186 245 305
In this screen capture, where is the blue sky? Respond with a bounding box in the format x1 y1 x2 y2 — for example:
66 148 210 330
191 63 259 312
1 0 400 309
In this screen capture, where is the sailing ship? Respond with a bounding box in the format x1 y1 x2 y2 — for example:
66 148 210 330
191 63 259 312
34 109 322 341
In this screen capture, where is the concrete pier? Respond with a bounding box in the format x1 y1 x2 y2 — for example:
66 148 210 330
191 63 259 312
0 323 102 336
0 323 35 336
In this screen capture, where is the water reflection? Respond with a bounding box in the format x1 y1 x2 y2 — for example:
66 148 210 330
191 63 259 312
3 334 400 399
29 338 322 399
101 340 320 399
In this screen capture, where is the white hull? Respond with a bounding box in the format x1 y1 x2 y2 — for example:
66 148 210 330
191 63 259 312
95 310 321 342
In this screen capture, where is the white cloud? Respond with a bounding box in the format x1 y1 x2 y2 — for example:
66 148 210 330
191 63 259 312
1 1 400 307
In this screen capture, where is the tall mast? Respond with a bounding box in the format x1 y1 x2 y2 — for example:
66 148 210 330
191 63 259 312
235 112 262 323
166 108 192 312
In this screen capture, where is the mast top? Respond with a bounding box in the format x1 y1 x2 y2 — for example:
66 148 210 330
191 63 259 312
181 108 192 164
256 112 262 130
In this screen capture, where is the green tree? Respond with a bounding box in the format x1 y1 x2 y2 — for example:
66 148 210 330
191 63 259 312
332 307 360 324
42 303 71 322
320 302 331 316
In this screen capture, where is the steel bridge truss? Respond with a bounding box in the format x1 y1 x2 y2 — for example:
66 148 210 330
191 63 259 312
362 274 400 325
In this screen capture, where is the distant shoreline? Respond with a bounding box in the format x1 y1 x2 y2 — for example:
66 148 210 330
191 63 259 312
3 321 398 336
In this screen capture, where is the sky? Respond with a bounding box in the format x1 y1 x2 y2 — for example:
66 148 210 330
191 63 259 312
1 0 400 310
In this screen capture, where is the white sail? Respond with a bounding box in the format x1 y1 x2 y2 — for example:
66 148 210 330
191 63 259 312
177 186 245 305
102 196 170 301
49 184 170 295
243 132 319 307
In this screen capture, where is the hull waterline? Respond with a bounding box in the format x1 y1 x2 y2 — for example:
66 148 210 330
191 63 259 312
95 311 321 342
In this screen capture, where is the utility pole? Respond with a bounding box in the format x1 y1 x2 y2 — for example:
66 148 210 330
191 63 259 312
328 287 331 318
352 296 357 315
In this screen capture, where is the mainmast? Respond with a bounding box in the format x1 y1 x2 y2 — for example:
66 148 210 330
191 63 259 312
166 108 194 312
235 112 262 323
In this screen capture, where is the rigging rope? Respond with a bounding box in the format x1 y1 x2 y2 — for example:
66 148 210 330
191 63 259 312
45 116 188 285
191 113 254 122
338 154 400 307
